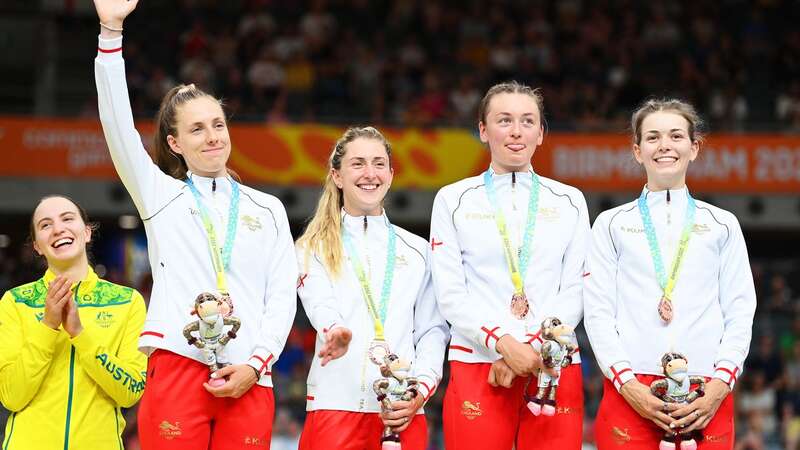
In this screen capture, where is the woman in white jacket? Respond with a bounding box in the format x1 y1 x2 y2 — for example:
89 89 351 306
295 127 448 450
93 1 297 449
430 81 590 450
584 99 756 450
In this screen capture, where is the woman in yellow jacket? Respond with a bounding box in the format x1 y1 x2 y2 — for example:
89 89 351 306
0 195 147 449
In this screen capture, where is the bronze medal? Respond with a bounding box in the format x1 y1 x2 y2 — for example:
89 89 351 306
368 340 391 365
511 292 530 320
219 292 234 317
658 296 673 324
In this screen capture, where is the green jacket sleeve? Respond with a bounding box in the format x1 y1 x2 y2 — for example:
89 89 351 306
70 290 147 408
0 292 60 411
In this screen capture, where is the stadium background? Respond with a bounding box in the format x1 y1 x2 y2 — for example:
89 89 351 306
0 0 799 448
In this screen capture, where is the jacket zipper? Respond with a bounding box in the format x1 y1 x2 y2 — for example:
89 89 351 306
3 412 16 449
666 189 675 255
666 189 671 226
511 172 517 211
63 281 81 450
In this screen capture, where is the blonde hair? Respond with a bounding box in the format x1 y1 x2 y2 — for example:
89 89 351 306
297 126 393 277
631 98 705 146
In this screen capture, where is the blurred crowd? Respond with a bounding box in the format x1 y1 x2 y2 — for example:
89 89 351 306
0 240 798 449
90 0 800 131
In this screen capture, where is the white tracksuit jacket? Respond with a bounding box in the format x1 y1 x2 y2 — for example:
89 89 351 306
297 212 449 412
584 187 756 391
95 35 297 387
430 169 589 363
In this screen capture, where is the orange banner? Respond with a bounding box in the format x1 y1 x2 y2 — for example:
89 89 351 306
1 117 798 193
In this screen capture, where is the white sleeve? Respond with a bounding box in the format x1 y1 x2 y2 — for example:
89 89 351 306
549 192 590 329
411 248 449 403
95 35 178 218
296 244 347 334
712 216 756 390
246 203 298 376
430 190 519 352
583 212 635 391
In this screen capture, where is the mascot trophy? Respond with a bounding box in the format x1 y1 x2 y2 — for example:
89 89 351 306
183 292 241 386
650 352 706 450
527 317 576 416
372 351 419 450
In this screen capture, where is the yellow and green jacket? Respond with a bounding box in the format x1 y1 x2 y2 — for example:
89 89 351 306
0 268 147 450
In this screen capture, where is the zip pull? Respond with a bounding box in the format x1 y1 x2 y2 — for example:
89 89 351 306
212 179 217 192
666 189 671 226
511 172 517 211
363 216 368 234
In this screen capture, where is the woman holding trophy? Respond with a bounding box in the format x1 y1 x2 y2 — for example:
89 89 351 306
584 99 756 450
296 126 449 450
92 1 297 448
429 81 590 450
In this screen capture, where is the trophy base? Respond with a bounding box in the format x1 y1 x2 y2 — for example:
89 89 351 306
208 377 226 387
527 400 542 416
659 441 676 450
382 442 401 450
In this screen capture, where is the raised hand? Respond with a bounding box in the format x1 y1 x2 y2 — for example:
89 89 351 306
43 276 72 330
93 0 139 30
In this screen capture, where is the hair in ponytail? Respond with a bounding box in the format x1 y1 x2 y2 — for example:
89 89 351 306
297 126 392 277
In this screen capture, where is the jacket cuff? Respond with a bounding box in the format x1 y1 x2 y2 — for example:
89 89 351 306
525 330 544 351
608 361 635 391
33 321 60 352
246 352 274 378
713 360 740 390
479 325 507 352
69 326 100 355
322 321 345 334
97 35 123 62
415 374 438 404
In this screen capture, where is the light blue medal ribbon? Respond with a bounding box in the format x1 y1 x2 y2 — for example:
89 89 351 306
483 168 540 319
186 177 240 293
638 190 696 322
342 217 396 342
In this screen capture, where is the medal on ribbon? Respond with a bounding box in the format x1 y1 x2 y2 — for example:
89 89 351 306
638 190 696 324
185 177 240 303
342 217 397 364
483 169 540 320
657 296 674 323
511 292 530 320
184 177 242 383
368 340 391 365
